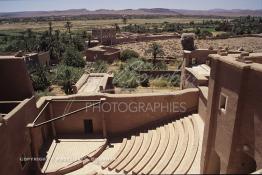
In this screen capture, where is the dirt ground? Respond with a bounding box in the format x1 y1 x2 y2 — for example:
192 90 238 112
116 37 262 58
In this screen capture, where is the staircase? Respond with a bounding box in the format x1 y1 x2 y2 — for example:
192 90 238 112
97 114 203 175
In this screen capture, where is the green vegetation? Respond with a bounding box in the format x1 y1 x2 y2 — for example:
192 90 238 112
113 58 153 88
150 77 169 87
63 47 85 67
120 49 140 61
150 75 180 88
55 64 84 94
1 15 261 94
30 66 50 91
146 42 164 66
113 57 173 89
215 16 262 35
87 60 108 73
0 21 87 95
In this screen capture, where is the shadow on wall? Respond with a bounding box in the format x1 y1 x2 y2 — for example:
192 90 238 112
206 150 221 174
228 151 257 174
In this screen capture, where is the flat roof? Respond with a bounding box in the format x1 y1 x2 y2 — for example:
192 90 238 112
209 52 262 71
186 64 210 81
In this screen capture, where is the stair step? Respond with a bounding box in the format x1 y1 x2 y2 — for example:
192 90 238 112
108 136 135 171
131 129 161 174
123 131 153 174
140 125 170 174
162 118 189 174
151 122 179 174
101 138 127 169
98 115 201 174
115 133 144 172
175 117 196 174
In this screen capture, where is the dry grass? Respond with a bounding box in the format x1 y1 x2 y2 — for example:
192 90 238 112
0 17 222 31
116 37 262 58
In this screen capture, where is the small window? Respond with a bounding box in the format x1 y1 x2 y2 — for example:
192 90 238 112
84 119 93 134
219 93 228 113
192 58 197 65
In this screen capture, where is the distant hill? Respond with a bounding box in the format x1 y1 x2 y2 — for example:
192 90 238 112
0 8 262 18
171 9 262 17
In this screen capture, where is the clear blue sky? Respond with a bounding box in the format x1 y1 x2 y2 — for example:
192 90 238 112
0 0 262 12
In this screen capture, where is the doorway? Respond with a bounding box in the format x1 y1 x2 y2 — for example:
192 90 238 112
84 119 93 134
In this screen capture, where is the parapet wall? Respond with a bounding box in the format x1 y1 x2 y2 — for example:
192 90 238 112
0 97 37 175
0 58 34 101
72 73 114 94
37 88 199 137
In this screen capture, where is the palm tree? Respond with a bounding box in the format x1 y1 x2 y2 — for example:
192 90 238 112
114 23 120 33
122 16 127 25
25 28 33 51
65 21 72 33
48 21 53 37
87 34 92 48
146 42 164 66
82 30 87 39
54 30 60 41
64 21 73 38
64 68 73 94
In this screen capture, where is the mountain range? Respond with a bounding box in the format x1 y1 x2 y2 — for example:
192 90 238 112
0 8 262 18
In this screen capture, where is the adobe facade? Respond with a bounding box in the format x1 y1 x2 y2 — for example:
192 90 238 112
1 43 262 174
0 57 38 175
85 46 120 63
201 52 262 174
180 46 262 174
0 51 50 69
92 28 117 45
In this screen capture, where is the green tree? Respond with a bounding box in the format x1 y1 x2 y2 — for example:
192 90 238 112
87 60 108 73
63 47 85 67
120 49 139 61
122 16 127 25
31 66 50 91
64 21 73 38
146 42 164 66
55 64 84 94
48 21 53 37
87 34 92 48
25 28 34 51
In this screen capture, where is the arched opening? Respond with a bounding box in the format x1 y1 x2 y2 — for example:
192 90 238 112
206 150 221 174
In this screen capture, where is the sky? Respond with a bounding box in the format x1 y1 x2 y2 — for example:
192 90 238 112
0 0 262 13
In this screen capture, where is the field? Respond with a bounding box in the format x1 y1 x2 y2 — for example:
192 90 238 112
0 17 224 32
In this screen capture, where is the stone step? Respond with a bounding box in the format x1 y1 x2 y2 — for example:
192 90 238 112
151 122 179 174
162 118 189 174
115 133 144 172
101 138 127 169
108 136 135 171
123 131 153 174
131 129 161 174
175 116 196 174
140 125 170 175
